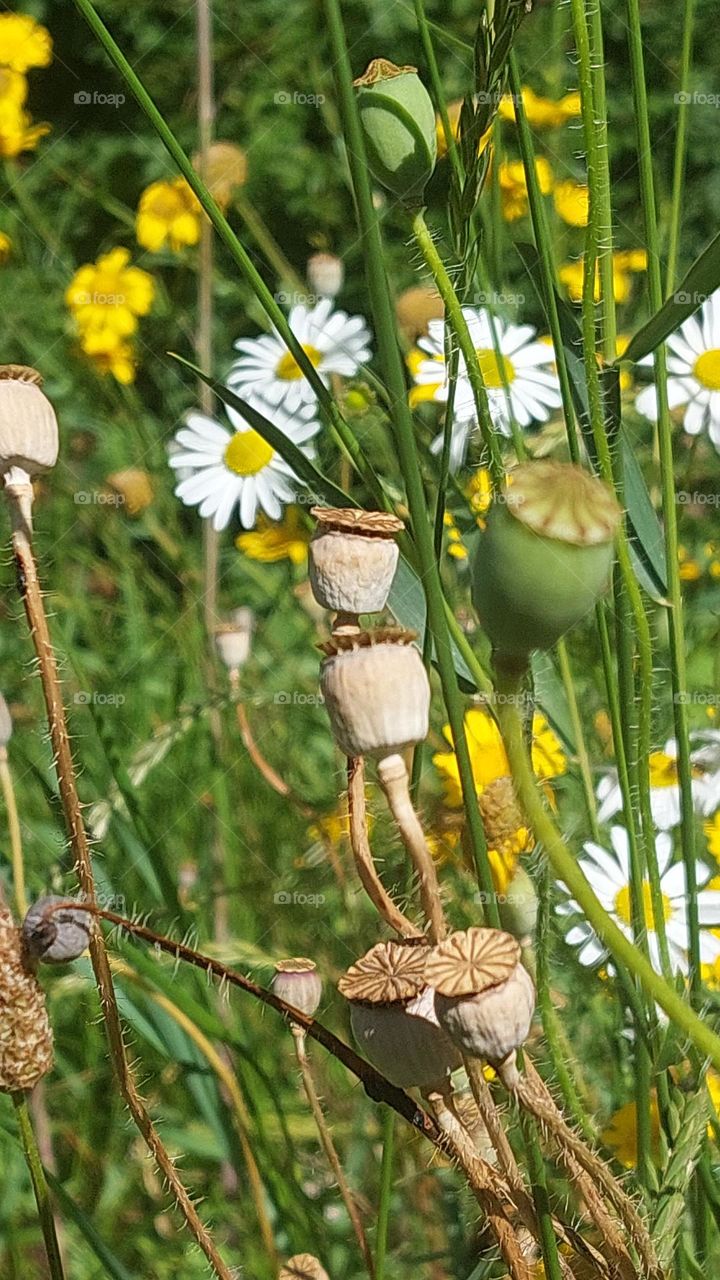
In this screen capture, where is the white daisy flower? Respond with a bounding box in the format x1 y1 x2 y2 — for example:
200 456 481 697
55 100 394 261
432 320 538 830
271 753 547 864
409 308 562 470
557 826 720 973
635 287 720 452
227 298 372 415
597 732 720 831
168 405 320 531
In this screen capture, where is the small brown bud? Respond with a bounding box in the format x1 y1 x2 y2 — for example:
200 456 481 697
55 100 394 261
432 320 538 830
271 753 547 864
22 896 92 965
192 140 247 209
271 958 322 1016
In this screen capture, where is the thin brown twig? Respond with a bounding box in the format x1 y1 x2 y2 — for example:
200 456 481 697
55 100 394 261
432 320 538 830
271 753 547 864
292 1027 375 1277
347 757 421 938
235 700 318 819
7 492 234 1280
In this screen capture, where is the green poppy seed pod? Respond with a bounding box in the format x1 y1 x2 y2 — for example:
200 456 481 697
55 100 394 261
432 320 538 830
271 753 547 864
354 59 437 204
319 628 430 759
472 462 622 665
497 865 539 944
271 957 322 1016
427 928 535 1087
0 366 59 482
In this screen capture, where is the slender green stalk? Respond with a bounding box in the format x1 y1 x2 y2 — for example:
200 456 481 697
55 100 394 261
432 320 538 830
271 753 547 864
0 755 27 918
666 0 696 292
493 665 720 1070
555 642 599 842
413 0 462 184
13 1093 65 1280
72 0 385 510
625 0 700 993
374 1110 395 1279
321 0 500 924
507 56 579 459
585 0 617 360
410 208 504 487
234 191 305 292
518 1107 563 1280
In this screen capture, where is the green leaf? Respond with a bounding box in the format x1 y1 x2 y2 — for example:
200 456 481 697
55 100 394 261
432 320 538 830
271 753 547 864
45 1173 134 1280
621 229 720 364
531 653 576 751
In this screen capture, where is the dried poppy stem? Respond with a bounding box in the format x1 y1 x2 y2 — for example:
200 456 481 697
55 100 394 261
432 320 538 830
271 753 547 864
6 491 235 1280
376 754 446 943
514 1060 661 1280
425 1088 532 1280
292 1026 376 1278
347 757 421 939
235 699 317 818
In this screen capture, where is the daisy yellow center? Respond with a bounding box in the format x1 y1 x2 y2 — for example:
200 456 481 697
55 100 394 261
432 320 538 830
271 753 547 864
475 348 515 388
276 344 323 381
614 880 672 930
224 430 273 476
693 349 720 391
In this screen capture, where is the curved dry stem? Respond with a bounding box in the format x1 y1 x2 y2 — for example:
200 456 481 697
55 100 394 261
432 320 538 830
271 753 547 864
515 1060 661 1280
347 757 421 939
376 754 447 943
8 496 234 1280
235 700 317 819
425 1089 532 1280
293 1028 375 1278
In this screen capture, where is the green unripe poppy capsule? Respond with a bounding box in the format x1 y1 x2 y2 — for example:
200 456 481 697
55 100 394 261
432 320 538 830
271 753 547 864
497 865 539 943
472 461 622 663
354 59 437 204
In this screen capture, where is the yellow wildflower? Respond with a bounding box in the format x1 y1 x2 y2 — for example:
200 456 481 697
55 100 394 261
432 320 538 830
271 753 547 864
78 330 137 384
678 543 702 582
0 13 52 73
0 230 10 262
559 249 647 304
443 511 468 561
467 468 493 522
498 86 581 130
602 1096 662 1167
498 157 553 222
136 177 203 253
435 98 492 159
0 66 48 157
553 179 589 227
407 344 443 408
235 509 310 565
433 705 566 809
66 247 155 347
706 812 720 861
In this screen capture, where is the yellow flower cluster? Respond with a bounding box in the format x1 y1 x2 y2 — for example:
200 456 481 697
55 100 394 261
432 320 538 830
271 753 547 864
0 14 51 159
136 177 203 253
559 249 648 304
0 229 10 262
235 508 310 564
436 85 581 161
678 540 720 583
65 248 155 384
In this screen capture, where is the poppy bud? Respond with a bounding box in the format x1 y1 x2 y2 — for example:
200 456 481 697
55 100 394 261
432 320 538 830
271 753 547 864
472 461 621 665
354 59 437 204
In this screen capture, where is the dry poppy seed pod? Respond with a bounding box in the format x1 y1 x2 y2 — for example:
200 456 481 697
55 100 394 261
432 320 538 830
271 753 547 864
279 1255 330 1280
472 462 622 665
22 895 93 965
354 59 437 204
339 940 461 1092
214 607 253 675
0 365 59 483
106 467 154 516
306 252 344 300
192 140 247 210
395 285 444 343
271 957 322 1016
319 629 430 758
0 691 12 753
428 927 535 1087
0 901 53 1091
309 508 403 617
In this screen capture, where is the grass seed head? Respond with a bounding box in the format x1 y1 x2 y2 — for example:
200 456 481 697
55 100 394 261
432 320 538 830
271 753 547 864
0 902 53 1092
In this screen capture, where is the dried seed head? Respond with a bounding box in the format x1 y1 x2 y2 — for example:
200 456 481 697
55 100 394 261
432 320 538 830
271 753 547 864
320 628 430 758
429 928 535 1075
0 902 53 1091
214 607 253 674
309 508 403 616
0 691 12 750
478 775 530 858
106 468 154 516
306 252 344 300
192 140 247 209
279 1255 330 1280
425 927 521 998
271 957 322 1016
395 285 444 343
22 896 92 965
338 939 428 1004
0 364 59 480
